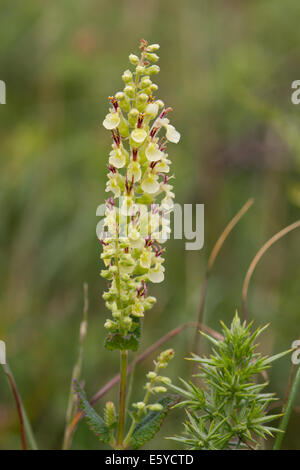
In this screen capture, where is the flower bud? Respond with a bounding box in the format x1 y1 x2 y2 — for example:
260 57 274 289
136 65 145 74
129 53 139 65
158 349 175 364
100 269 113 280
136 93 148 112
104 319 115 329
112 310 121 319
153 386 167 393
140 77 152 89
123 316 132 328
133 401 146 411
157 376 172 385
109 265 118 274
155 100 164 109
144 296 157 310
147 371 157 379
102 291 117 302
148 403 163 411
145 53 159 63
122 69 133 83
115 91 131 112
128 108 139 127
124 85 135 98
132 301 144 318
147 65 160 75
150 84 158 92
147 44 160 52
118 114 129 138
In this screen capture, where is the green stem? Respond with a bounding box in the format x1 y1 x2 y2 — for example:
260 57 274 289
116 350 128 448
273 365 300 450
123 363 159 448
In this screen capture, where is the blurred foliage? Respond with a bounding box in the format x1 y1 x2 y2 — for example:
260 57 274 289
0 0 299 450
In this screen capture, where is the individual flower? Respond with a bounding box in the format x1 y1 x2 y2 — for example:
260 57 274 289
127 160 141 182
103 111 120 130
166 124 181 143
145 142 163 162
131 128 147 146
109 145 128 168
141 171 160 194
148 262 165 283
140 248 153 270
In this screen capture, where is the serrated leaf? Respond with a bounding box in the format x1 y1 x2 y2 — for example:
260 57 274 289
104 319 141 351
130 396 176 449
74 382 110 444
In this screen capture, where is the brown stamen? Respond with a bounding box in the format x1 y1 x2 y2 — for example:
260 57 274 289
137 113 145 128
108 96 118 111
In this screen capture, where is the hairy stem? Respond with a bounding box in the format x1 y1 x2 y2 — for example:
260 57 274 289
116 350 128 447
123 361 160 448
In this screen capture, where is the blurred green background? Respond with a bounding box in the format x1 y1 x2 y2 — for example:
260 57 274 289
0 0 300 450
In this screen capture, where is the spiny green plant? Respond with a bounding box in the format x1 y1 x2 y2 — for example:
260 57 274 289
168 313 290 450
76 38 180 449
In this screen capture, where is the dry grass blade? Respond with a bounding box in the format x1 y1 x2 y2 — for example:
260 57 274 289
193 198 254 354
2 363 27 450
62 283 89 450
242 220 300 322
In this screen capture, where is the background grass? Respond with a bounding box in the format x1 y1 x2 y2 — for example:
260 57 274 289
0 0 299 449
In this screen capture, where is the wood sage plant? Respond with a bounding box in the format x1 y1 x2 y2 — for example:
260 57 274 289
76 39 180 449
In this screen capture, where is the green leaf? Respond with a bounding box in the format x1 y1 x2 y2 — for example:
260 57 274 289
74 382 110 444
104 319 141 351
130 396 176 449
